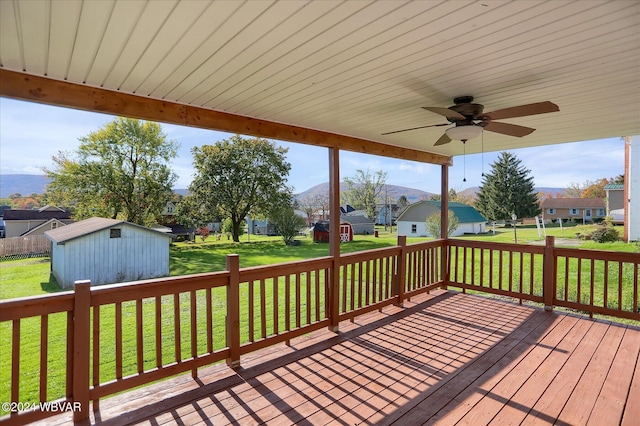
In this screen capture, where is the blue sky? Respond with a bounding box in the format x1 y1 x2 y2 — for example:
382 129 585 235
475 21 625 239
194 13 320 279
0 97 626 195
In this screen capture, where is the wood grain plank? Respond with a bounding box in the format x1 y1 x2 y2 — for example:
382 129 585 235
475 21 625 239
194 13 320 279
587 326 640 425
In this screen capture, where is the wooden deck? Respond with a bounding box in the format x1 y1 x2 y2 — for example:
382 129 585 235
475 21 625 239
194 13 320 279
39 290 640 426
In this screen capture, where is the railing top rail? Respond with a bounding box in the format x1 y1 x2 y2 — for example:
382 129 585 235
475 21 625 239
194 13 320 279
405 239 445 252
239 256 333 282
339 246 401 264
0 291 74 321
90 271 230 306
448 239 545 254
553 247 640 262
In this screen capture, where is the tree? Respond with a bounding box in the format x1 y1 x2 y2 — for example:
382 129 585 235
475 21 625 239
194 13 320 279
342 169 387 219
398 195 409 209
425 210 459 238
45 118 178 226
475 152 541 221
186 135 292 242
270 205 306 245
581 178 608 198
298 195 321 226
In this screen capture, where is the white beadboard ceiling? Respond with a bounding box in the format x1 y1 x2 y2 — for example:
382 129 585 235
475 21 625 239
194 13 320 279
1 0 639 160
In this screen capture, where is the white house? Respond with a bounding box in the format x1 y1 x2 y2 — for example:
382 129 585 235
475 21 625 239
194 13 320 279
45 217 174 289
396 201 486 237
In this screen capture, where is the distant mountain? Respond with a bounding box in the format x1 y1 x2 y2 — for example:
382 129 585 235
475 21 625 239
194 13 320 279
295 182 435 203
0 174 191 198
0 174 50 198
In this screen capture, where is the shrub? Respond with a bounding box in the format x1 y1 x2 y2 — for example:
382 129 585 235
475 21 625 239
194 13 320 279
590 222 620 243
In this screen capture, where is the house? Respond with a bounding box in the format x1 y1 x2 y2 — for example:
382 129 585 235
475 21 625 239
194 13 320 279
540 198 606 223
396 201 486 237
2 205 73 238
604 183 624 214
375 203 401 226
45 217 174 289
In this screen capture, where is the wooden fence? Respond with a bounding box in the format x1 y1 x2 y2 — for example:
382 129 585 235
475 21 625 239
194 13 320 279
0 235 51 259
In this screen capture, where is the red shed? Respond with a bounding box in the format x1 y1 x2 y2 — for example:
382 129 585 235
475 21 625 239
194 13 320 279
312 220 353 243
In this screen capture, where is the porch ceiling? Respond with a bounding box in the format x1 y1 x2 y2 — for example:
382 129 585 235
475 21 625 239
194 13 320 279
1 0 639 163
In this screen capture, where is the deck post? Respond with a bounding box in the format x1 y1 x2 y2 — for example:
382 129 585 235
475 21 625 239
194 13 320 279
72 280 91 422
328 147 341 332
440 163 450 289
226 254 241 369
543 236 555 311
395 236 406 307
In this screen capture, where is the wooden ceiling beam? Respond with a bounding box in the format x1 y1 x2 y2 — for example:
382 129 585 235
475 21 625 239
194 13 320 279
0 69 452 166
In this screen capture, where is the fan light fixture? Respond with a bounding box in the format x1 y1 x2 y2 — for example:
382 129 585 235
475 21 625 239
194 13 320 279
445 125 482 141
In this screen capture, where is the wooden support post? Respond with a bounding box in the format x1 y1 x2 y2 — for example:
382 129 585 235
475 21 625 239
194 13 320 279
226 254 241 369
543 236 555 311
440 164 450 289
328 147 341 333
72 280 91 422
396 236 407 307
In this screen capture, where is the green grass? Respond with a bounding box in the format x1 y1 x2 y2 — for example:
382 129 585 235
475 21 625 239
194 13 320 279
1 228 637 412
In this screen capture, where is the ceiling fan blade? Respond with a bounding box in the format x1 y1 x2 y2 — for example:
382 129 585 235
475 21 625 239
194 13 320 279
481 101 559 120
422 106 465 120
381 122 448 135
483 121 535 137
434 133 452 146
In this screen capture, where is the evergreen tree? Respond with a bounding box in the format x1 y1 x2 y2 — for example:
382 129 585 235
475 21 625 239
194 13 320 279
475 152 540 221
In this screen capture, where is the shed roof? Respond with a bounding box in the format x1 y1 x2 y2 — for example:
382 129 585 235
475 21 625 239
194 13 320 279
45 217 174 244
604 184 624 190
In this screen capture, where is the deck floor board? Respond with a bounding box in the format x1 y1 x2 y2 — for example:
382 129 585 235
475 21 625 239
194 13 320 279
34 291 639 426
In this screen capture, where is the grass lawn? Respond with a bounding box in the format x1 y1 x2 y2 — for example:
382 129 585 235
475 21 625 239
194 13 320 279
0 226 636 412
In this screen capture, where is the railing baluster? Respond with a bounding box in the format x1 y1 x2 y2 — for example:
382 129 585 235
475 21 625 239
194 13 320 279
306 271 311 325
296 273 301 329
260 279 267 339
248 280 254 343
115 301 123 378
617 262 623 311
40 314 48 403
11 318 20 406
137 299 144 374
155 296 162 367
206 288 213 353
92 305 100 409
285 275 291 332
173 294 181 363
189 291 197 378
590 259 609 308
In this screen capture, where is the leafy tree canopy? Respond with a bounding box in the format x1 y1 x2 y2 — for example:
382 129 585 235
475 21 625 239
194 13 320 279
45 117 178 226
426 210 459 238
475 152 540 221
342 169 387 220
270 205 306 245
186 135 293 242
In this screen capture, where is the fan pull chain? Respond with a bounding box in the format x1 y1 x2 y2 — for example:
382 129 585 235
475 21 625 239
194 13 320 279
463 140 467 182
481 130 485 177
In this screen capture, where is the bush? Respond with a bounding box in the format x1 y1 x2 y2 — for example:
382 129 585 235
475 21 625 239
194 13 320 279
590 222 620 243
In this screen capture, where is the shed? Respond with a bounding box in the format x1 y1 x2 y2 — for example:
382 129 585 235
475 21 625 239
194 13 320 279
312 220 353 243
396 200 486 237
45 217 174 289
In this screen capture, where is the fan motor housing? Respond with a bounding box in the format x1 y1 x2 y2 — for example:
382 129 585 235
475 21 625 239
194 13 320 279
445 95 484 122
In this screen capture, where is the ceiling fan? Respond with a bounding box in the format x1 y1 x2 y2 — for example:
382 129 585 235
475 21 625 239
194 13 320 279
382 96 559 146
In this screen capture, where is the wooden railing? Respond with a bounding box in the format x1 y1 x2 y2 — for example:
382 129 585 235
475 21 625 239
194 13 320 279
0 236 637 425
448 236 639 321
448 240 545 304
